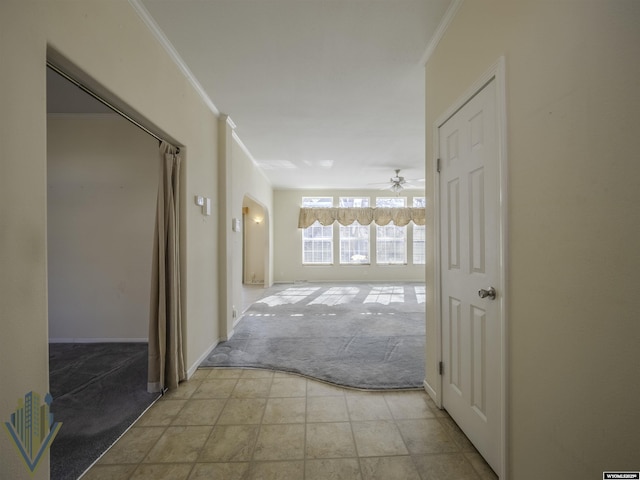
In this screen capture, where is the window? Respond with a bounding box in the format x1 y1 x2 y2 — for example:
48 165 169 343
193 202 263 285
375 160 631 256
339 197 370 264
376 197 406 264
413 197 426 265
302 197 333 264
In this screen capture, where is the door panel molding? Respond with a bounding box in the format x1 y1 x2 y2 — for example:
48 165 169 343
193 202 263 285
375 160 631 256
431 56 508 478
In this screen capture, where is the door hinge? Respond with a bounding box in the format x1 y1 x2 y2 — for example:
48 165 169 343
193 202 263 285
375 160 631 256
436 158 441 173
438 361 444 376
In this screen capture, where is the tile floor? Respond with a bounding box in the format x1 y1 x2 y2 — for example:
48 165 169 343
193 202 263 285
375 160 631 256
82 368 497 480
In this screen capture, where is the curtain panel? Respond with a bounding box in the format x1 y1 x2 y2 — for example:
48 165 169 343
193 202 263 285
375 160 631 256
298 207 425 228
148 141 186 393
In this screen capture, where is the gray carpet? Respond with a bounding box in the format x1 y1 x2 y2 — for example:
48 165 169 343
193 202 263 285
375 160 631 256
49 343 160 480
201 283 426 389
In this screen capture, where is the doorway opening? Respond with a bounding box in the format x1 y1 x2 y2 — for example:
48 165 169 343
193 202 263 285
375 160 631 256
46 64 161 479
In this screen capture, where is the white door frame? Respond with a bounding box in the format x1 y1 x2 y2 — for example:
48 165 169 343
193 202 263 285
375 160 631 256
432 56 508 478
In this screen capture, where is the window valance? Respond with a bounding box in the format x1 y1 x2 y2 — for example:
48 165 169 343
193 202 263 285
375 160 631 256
298 207 425 228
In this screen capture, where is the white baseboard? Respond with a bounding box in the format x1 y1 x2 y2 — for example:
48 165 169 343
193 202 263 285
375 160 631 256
49 337 148 343
186 338 220 379
423 379 440 406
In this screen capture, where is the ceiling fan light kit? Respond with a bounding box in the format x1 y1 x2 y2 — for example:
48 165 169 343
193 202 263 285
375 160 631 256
390 169 407 194
366 169 424 195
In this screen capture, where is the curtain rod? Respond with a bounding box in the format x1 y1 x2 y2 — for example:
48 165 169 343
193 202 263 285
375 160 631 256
46 61 179 153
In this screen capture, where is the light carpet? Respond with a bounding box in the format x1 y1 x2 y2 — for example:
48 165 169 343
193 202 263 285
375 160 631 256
201 283 426 390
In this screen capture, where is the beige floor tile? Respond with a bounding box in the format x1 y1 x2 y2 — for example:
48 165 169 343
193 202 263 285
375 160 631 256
172 398 226 425
305 458 362 480
232 378 273 398
360 456 421 480
273 371 298 378
438 417 477 452
253 424 305 460
198 424 259 462
248 460 304 480
346 394 393 421
263 397 306 424
130 463 194 480
217 398 267 424
306 422 357 459
98 426 165 464
351 421 409 457
83 367 493 480
192 378 238 399
144 426 211 463
464 452 499 480
412 453 481 480
206 368 245 379
188 462 250 479
306 396 349 422
188 369 209 381
241 369 275 379
307 380 346 397
423 395 448 417
135 399 186 426
162 380 202 400
269 377 307 397
81 464 137 480
383 392 436 420
396 419 459 454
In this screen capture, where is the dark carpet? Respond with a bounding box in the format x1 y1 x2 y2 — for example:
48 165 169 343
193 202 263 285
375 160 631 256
49 343 160 480
201 283 426 389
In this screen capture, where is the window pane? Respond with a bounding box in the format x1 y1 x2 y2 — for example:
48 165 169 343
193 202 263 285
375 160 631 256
413 197 426 265
301 197 334 264
339 222 370 264
302 221 333 264
376 223 406 264
376 197 406 264
413 225 426 264
339 197 370 208
302 197 333 208
376 197 406 208
338 197 370 264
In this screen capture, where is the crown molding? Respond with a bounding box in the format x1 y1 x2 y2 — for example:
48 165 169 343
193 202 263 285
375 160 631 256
128 0 220 117
419 0 464 67
231 130 273 186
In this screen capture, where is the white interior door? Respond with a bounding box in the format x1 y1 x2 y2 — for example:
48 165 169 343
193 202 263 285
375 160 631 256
439 78 502 476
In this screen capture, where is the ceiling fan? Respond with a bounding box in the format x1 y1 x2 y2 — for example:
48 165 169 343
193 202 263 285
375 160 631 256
388 169 407 194
369 169 423 195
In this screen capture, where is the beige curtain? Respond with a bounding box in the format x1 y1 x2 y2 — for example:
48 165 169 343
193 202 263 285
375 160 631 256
298 207 425 228
148 141 186 393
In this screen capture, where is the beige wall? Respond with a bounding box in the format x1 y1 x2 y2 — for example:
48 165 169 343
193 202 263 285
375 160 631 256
1 2 219 477
243 196 267 285
47 115 158 341
425 1 640 478
230 136 273 325
217 120 274 338
274 189 426 283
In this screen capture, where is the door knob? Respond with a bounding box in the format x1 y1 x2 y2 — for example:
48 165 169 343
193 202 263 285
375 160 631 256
478 287 496 300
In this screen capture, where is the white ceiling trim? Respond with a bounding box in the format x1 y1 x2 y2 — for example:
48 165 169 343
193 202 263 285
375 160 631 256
232 130 273 187
419 0 464 66
128 0 220 117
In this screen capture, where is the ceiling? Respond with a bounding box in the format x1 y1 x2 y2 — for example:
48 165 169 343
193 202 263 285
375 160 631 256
51 0 453 190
